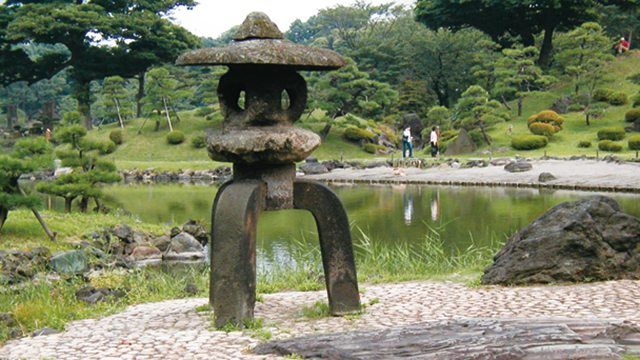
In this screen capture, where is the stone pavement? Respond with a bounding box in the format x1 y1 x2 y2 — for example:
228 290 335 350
1 279 640 359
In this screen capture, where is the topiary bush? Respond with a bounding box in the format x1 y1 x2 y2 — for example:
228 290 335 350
512 135 548 150
625 109 640 122
344 127 374 142
363 143 385 154
577 139 592 148
109 129 123 145
190 133 207 148
598 140 622 152
629 135 640 150
98 140 117 154
608 91 628 106
593 89 614 102
529 122 555 137
527 110 564 135
597 127 626 141
166 130 185 145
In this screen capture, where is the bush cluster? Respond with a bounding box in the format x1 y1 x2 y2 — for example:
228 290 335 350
344 127 374 142
98 140 117 154
577 139 592 148
629 135 640 150
625 109 640 123
593 89 614 102
109 129 123 145
527 110 564 137
598 140 623 152
529 122 555 137
512 135 548 150
363 143 385 154
190 133 207 148
608 91 628 106
597 127 626 141
166 130 185 145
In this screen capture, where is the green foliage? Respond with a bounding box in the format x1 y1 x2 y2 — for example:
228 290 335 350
189 133 207 149
598 140 623 152
194 107 215 117
101 76 134 128
55 125 87 149
343 127 374 142
511 135 548 150
62 111 82 126
455 85 509 145
608 91 628 106
109 130 123 145
593 89 614 102
98 140 116 155
597 127 626 141
527 110 564 133
629 135 640 150
577 139 592 148
467 130 485 146
625 109 640 122
166 131 185 145
363 143 385 154
301 301 331 319
529 122 555 137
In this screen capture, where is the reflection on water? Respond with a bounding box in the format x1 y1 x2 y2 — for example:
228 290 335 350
27 181 640 257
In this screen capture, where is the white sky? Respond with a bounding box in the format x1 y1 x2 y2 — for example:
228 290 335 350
169 0 416 39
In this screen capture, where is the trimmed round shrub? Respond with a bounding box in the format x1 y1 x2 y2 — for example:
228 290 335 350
527 110 564 134
597 127 626 141
593 89 614 102
98 140 117 154
608 91 628 106
625 109 640 122
190 133 207 148
609 143 623 152
109 129 123 145
629 135 640 150
529 122 555 137
344 127 374 142
598 140 622 152
166 130 185 145
512 135 548 150
363 143 385 154
578 139 592 148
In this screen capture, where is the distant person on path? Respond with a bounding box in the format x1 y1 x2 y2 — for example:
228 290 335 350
429 126 439 157
617 37 630 54
402 126 413 158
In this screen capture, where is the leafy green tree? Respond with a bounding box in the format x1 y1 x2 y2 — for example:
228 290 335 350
454 85 509 145
580 58 614 125
553 22 615 95
394 80 437 117
141 67 193 132
424 105 452 130
414 0 634 66
1 0 199 129
0 137 52 232
492 47 557 116
101 76 134 129
308 57 397 141
36 125 121 213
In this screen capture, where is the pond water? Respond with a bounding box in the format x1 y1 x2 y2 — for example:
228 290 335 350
45 182 638 257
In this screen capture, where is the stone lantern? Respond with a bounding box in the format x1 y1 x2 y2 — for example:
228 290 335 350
176 12 360 328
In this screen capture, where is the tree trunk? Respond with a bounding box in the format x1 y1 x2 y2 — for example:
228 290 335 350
586 112 590 126
500 95 512 110
518 97 523 117
0 206 8 232
163 97 173 132
65 198 74 213
136 71 146 118
115 98 124 128
79 197 89 213
538 24 555 67
480 126 492 145
74 78 93 130
7 104 17 129
319 123 332 142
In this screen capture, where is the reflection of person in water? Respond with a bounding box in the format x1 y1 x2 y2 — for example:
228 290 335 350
430 189 440 221
403 191 413 225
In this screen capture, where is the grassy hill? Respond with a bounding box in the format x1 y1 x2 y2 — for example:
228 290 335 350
47 51 640 169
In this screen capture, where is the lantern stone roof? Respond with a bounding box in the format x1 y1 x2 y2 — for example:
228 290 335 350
175 12 346 71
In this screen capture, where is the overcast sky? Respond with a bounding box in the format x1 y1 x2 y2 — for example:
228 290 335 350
169 0 416 39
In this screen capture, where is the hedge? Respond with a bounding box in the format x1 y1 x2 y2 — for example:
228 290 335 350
512 135 548 150
597 127 626 141
577 139 592 148
529 122 555 137
109 129 123 145
166 130 186 145
344 127 374 142
629 135 640 150
363 143 385 154
593 89 613 102
598 140 623 152
625 109 640 122
608 91 628 106
190 133 207 148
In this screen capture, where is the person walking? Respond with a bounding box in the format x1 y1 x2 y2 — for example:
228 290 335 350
429 126 439 157
402 126 413 158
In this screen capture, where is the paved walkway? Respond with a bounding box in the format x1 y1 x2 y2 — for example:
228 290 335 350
2 279 640 359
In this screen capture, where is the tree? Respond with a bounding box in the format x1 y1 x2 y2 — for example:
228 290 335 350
36 125 121 213
308 57 397 141
140 67 193 132
553 22 615 95
414 0 634 66
492 47 557 116
454 85 509 145
1 0 199 129
101 76 134 129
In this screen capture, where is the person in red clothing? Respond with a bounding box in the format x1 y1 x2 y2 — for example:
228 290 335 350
617 37 630 54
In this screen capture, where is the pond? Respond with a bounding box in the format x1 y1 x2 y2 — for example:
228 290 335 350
38 182 640 258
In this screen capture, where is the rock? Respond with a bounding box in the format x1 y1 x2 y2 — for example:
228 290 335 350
253 318 638 360
113 223 133 243
504 161 532 173
0 313 16 327
152 235 172 253
185 283 199 295
444 129 477 156
82 291 106 304
49 250 88 275
130 246 162 261
132 231 150 245
53 167 73 177
299 158 328 175
182 219 209 245
322 160 344 171
364 161 390 169
163 252 206 261
32 327 61 337
482 196 640 285
168 232 204 253
490 157 513 166
538 172 556 182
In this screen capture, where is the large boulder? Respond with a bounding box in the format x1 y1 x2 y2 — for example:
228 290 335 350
443 129 477 156
482 196 640 285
